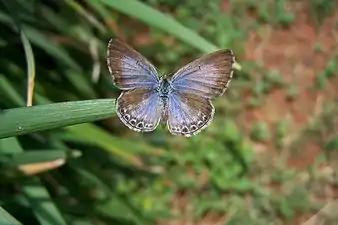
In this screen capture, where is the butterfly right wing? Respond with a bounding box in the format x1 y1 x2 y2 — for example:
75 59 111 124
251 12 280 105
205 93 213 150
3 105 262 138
166 49 235 136
170 49 235 98
107 39 159 89
116 87 163 132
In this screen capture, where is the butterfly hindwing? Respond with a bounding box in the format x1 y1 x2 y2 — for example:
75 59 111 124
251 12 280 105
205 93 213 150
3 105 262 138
116 87 162 132
107 39 159 89
167 91 214 137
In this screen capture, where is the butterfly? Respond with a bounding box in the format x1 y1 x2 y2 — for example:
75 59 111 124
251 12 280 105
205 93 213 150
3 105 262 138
107 39 235 137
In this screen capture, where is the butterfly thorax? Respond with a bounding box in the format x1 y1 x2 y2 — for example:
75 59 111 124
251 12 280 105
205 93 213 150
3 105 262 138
158 77 172 125
158 77 172 99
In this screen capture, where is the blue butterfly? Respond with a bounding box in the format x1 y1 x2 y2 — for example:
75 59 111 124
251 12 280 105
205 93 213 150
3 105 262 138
107 39 235 137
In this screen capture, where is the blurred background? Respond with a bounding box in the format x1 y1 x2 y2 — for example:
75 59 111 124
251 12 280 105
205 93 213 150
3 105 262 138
0 0 337 224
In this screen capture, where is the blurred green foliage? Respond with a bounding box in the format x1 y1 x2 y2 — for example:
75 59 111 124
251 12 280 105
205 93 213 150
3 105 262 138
0 0 337 225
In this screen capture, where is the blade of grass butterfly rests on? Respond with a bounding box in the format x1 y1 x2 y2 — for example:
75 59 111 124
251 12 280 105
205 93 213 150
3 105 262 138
107 39 235 137
0 99 116 139
0 81 158 165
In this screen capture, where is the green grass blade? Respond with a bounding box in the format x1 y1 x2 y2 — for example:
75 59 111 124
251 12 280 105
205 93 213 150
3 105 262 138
0 80 146 166
66 124 143 165
101 0 241 70
86 0 112 20
0 137 67 225
66 70 97 98
0 11 15 27
0 99 116 139
0 206 22 225
0 138 24 155
1 150 67 168
66 0 106 33
20 30 36 106
22 178 67 225
62 124 163 155
101 0 217 53
23 26 81 71
0 75 25 106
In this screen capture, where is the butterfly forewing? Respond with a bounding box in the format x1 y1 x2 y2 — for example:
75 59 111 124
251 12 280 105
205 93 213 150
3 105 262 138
117 88 162 132
167 91 214 137
170 49 235 98
107 39 159 89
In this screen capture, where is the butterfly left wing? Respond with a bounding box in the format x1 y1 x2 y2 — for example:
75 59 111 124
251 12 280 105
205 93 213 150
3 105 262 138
107 39 159 89
170 49 235 98
117 87 162 132
167 91 214 137
107 39 162 132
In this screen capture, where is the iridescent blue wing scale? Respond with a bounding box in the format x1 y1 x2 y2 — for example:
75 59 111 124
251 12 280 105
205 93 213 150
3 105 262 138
167 50 235 136
107 39 162 132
